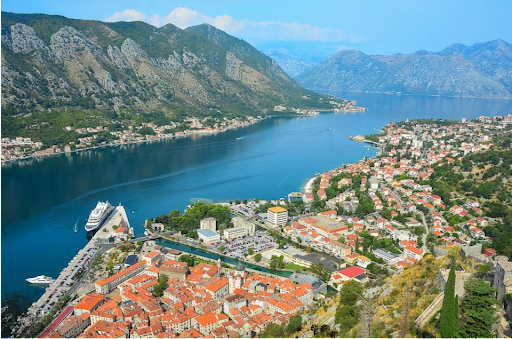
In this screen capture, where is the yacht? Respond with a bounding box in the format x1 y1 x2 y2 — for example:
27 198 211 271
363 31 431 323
26 276 53 285
84 201 115 232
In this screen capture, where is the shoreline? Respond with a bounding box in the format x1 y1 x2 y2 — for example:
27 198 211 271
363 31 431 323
1 106 367 166
301 138 383 193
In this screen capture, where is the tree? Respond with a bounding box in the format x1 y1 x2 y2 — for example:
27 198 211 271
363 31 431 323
254 198 260 203
260 323 284 338
254 253 262 262
277 255 285 269
460 277 498 338
153 274 169 297
439 264 458 338
248 248 254 255
218 245 225 253
335 280 362 336
179 254 195 267
286 314 302 335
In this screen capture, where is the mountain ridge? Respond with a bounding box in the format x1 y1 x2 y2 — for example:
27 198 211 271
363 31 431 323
296 39 512 99
1 12 335 120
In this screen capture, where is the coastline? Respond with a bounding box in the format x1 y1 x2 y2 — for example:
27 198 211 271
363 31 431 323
1 118 266 165
1 104 367 166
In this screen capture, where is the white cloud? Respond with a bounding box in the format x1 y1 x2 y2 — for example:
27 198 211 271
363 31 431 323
104 7 362 44
104 9 147 23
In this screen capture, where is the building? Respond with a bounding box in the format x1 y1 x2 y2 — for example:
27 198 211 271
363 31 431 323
200 217 217 231
74 293 105 316
51 313 91 338
124 254 138 268
332 266 368 284
403 246 424 261
223 223 255 240
373 248 400 265
193 312 229 335
197 229 221 243
159 260 189 280
267 206 288 226
494 259 512 305
229 264 248 293
95 260 146 294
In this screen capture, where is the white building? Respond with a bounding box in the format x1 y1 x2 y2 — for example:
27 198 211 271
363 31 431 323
200 217 217 231
267 206 288 226
197 229 221 243
223 223 255 240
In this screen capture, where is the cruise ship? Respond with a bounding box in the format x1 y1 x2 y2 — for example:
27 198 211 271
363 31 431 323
26 276 53 285
84 201 115 232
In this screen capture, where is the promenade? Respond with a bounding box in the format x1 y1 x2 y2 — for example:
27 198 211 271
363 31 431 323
27 205 131 317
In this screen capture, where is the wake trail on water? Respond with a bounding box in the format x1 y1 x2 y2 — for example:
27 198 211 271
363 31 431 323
278 172 295 194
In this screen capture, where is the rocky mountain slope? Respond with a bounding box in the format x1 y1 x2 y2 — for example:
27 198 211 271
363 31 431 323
1 12 332 119
297 40 512 98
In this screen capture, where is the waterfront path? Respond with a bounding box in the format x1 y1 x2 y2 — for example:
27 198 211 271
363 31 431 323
27 205 131 317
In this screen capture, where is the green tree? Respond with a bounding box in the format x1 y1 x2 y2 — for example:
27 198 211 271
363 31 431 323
277 255 285 269
260 323 285 338
286 314 303 335
179 254 195 267
254 253 262 262
460 277 498 338
153 274 169 297
218 245 225 253
439 265 457 338
248 248 254 255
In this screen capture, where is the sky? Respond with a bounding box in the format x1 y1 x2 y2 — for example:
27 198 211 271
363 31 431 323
2 0 511 58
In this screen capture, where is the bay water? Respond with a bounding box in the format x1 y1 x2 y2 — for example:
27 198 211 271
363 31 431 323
2 92 511 302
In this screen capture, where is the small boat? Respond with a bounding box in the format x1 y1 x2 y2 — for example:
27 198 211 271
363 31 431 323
132 211 135 214
74 218 79 233
26 275 53 285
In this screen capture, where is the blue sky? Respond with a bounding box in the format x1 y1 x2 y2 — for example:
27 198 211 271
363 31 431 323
2 0 511 56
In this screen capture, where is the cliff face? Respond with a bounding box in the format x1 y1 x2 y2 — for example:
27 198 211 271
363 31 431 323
1 12 329 117
297 40 512 99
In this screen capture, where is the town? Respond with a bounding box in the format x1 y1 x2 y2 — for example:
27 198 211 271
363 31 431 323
23 114 512 337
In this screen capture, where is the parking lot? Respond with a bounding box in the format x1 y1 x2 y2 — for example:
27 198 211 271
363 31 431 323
221 233 278 259
30 246 97 315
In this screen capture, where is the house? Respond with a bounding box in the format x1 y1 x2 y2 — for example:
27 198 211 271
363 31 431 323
333 266 368 284
403 246 424 261
484 248 497 258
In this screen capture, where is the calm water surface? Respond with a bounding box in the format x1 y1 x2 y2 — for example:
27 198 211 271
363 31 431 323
2 92 511 302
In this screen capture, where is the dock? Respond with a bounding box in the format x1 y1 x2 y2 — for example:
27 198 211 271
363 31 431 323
27 204 133 317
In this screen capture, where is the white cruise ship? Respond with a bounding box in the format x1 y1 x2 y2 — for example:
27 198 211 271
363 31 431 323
84 201 115 232
26 275 53 285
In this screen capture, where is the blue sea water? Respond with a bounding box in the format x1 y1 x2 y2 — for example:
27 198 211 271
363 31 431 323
2 92 511 302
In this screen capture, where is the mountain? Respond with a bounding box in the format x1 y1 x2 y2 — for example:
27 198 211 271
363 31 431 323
297 40 512 99
1 12 333 119
262 48 323 78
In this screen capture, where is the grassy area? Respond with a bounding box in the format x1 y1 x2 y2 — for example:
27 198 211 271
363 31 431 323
284 263 309 272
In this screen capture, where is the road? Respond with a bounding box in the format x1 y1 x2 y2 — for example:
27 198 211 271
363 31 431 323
387 184 430 253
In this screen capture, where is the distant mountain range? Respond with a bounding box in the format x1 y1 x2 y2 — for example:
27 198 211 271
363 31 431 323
295 39 512 98
263 48 328 78
1 12 333 118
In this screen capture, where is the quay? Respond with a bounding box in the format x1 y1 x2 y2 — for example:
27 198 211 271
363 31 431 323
27 204 133 317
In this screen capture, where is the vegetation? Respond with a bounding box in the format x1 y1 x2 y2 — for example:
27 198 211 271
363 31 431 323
154 202 233 239
178 254 195 267
260 323 285 338
459 277 498 337
152 274 169 297
335 280 362 336
439 265 458 338
286 314 303 336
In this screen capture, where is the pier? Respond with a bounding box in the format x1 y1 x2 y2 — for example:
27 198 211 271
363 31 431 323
27 204 132 318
